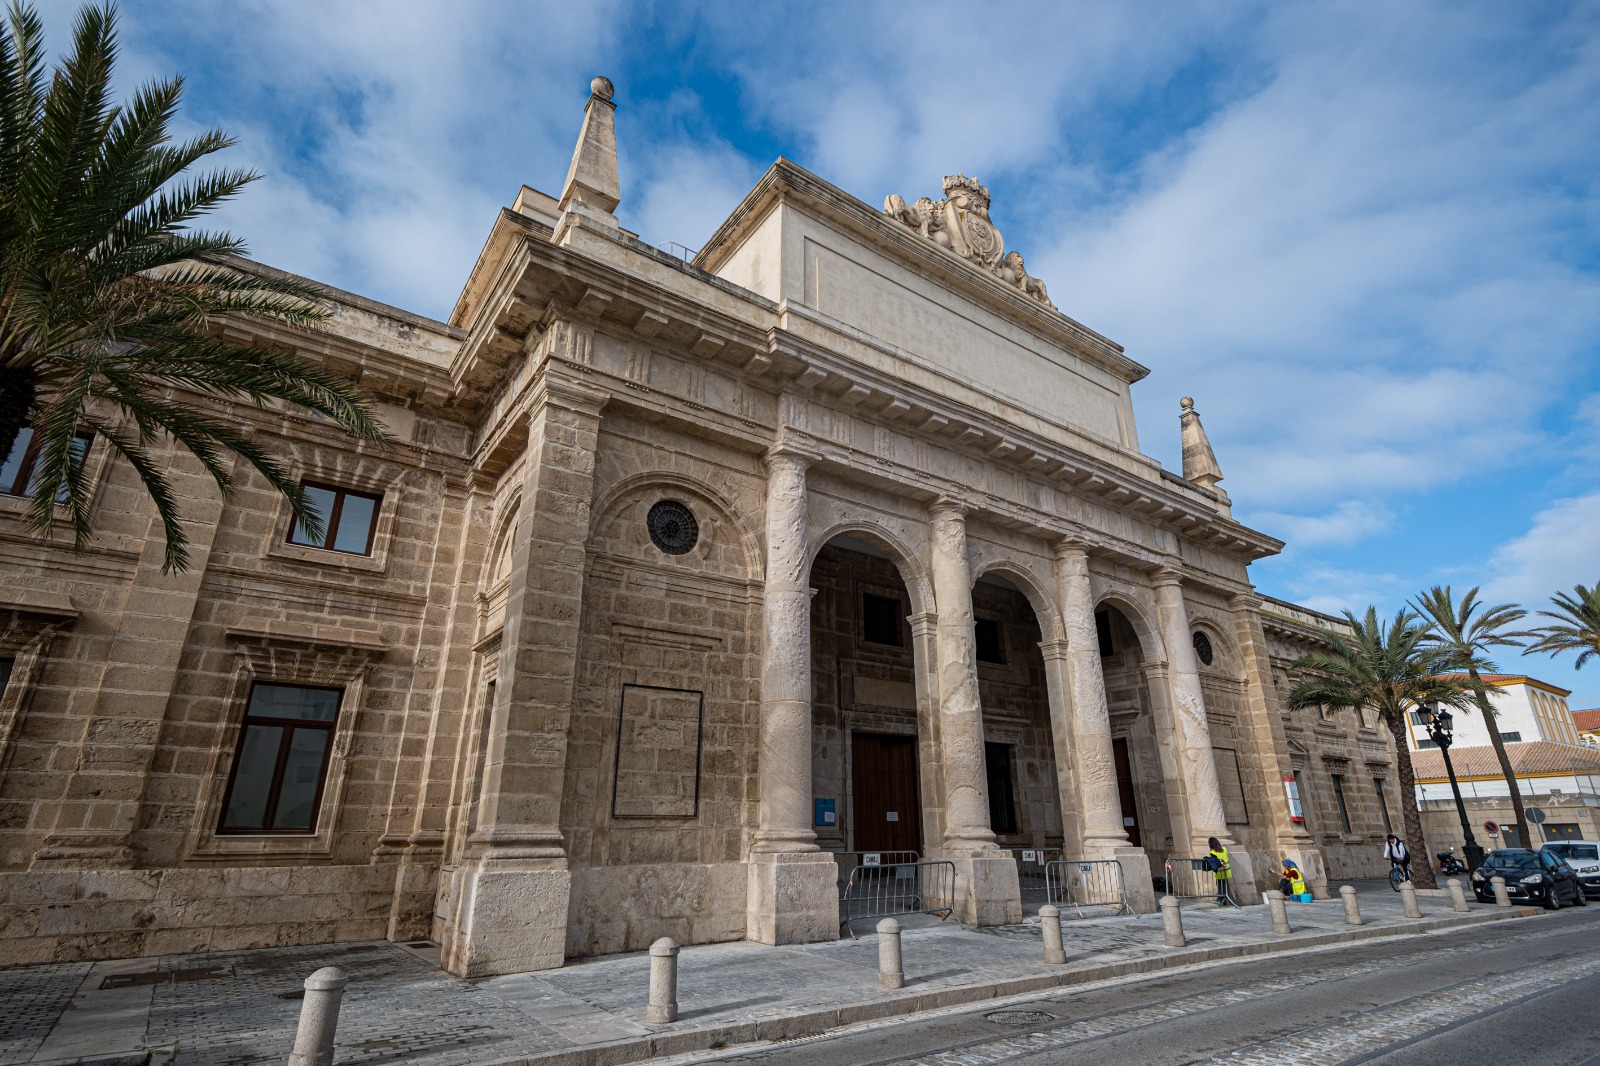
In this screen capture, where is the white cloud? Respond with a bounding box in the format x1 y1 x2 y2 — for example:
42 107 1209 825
1482 492 1600 612
1248 499 1393 548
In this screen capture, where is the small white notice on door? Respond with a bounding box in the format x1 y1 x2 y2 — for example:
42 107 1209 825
1123 817 1136 827
885 812 899 822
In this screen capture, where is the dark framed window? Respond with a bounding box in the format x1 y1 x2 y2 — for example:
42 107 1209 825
1500 731 1522 743
0 428 93 499
985 742 1018 835
287 481 381 555
1416 738 1438 749
218 682 343 834
1095 610 1115 658
975 617 1005 664
1330 773 1352 832
1192 631 1214 666
0 656 12 697
1373 779 1393 833
862 593 903 647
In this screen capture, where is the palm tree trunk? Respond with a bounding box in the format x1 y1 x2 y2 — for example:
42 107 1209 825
0 365 37 462
1387 714 1438 888
1469 668 1525 850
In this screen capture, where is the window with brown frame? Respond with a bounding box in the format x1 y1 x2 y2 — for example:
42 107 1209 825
0 428 94 499
286 481 382 556
218 682 343 834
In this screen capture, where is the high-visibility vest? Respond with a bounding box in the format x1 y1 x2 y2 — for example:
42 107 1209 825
1286 870 1307 895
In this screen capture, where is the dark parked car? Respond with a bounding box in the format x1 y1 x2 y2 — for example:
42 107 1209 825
1470 848 1587 909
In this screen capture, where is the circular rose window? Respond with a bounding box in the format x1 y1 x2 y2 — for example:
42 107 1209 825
647 500 698 555
1192 631 1214 666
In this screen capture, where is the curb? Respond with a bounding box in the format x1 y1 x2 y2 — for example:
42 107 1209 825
494 907 1538 1066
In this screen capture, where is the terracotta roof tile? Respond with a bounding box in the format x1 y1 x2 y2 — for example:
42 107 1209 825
1573 709 1600 732
1410 741 1600 781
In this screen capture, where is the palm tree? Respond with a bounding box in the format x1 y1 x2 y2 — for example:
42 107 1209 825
1412 586 1531 847
1287 607 1479 889
0 2 383 572
1523 583 1600 672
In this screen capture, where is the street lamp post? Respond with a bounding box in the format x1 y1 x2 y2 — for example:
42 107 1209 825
1423 704 1485 873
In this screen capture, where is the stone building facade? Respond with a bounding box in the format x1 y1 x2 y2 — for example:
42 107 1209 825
0 77 1390 975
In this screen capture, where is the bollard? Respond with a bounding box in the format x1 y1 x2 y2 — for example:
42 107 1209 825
1447 878 1470 913
1039 905 1066 965
1159 895 1186 948
1339 885 1363 926
1265 890 1292 934
286 966 347 1066
1491 876 1511 908
876 918 904 989
647 937 679 1023
1400 880 1423 918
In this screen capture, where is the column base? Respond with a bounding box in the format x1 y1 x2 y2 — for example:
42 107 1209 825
1105 846 1157 914
746 851 839 946
440 858 570 978
945 852 1021 927
1224 850 1260 905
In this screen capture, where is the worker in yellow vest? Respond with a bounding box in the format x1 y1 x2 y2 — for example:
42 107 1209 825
1279 858 1308 900
1206 836 1234 906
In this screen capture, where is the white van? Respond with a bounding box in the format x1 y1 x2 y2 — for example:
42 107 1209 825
1542 841 1600 898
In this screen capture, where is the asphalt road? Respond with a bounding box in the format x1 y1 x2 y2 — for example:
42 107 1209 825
666 905 1600 1066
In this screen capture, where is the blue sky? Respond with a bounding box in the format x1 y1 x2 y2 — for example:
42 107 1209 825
60 0 1600 706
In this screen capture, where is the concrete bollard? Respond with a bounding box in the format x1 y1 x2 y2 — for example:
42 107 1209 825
1491 876 1511 907
1447 878 1470 913
286 966 347 1066
1339 885 1363 925
647 937 679 1023
1039 905 1066 965
1265 890 1292 934
1159 895 1186 948
1400 880 1423 918
876 918 904 989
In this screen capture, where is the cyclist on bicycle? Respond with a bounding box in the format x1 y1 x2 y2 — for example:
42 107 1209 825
1383 834 1412 881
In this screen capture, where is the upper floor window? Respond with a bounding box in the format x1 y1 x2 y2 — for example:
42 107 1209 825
287 482 381 556
0 428 93 498
219 682 343 834
975 617 1006 664
862 593 903 647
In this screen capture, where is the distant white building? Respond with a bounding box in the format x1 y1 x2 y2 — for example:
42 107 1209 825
1575 708 1600 748
1406 674 1581 750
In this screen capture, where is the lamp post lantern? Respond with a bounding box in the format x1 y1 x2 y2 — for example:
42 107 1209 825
1423 703 1485 872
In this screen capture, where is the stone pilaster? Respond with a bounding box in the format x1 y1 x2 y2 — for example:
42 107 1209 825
909 611 947 854
442 374 605 978
1050 540 1154 913
1151 565 1251 896
928 501 1019 926
746 448 836 946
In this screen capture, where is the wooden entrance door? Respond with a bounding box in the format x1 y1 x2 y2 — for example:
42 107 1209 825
1112 737 1141 848
851 733 922 853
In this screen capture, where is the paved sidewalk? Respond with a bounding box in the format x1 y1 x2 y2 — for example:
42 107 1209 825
0 887 1538 1066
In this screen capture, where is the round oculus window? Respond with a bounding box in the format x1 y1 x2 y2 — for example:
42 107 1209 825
647 500 699 555
1192 631 1214 666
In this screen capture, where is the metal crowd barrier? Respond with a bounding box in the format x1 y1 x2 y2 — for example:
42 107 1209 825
838 860 957 937
1161 856 1223 902
1044 858 1131 917
1007 848 1063 896
829 851 920 890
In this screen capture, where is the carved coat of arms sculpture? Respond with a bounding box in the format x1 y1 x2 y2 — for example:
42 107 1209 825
883 173 1053 307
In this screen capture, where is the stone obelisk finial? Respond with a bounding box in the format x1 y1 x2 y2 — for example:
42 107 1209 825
558 76 621 231
1180 396 1231 516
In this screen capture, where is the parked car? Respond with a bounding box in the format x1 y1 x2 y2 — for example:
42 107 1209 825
1470 848 1586 909
1542 841 1600 899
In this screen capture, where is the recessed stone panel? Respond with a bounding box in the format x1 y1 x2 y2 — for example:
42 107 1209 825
612 684 703 818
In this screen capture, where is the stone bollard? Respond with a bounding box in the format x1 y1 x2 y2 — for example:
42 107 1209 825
1491 876 1511 908
1160 895 1186 948
1400 880 1423 919
647 938 679 1023
1039 905 1066 965
286 966 347 1066
876 918 905 989
1339 885 1363 925
1265 890 1292 934
1447 878 1470 913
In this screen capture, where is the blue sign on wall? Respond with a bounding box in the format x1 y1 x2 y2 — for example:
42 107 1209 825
814 798 836 827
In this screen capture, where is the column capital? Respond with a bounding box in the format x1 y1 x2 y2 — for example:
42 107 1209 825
530 370 610 419
762 445 813 475
1037 637 1071 661
1051 532 1100 562
1151 561 1185 588
1228 590 1264 612
929 496 970 521
907 610 938 638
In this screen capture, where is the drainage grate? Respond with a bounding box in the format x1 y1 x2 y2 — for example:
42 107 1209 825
172 966 232 983
100 972 169 989
986 1010 1056 1025
406 941 434 948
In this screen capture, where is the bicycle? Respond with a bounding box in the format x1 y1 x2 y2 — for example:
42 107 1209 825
1389 862 1413 891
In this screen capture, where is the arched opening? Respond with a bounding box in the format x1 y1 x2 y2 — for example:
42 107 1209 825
808 533 929 868
971 568 1065 903
1096 601 1180 877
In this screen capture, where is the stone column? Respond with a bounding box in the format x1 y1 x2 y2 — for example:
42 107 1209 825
443 373 605 978
909 611 947 854
1229 591 1324 897
928 501 1019 925
1151 566 1251 897
1051 540 1154 913
746 448 837 945
1037 639 1083 857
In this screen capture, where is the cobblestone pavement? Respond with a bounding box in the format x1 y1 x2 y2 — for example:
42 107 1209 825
0 885 1526 1065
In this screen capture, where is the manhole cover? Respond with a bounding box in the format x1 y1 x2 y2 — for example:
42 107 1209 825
986 1010 1055 1025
